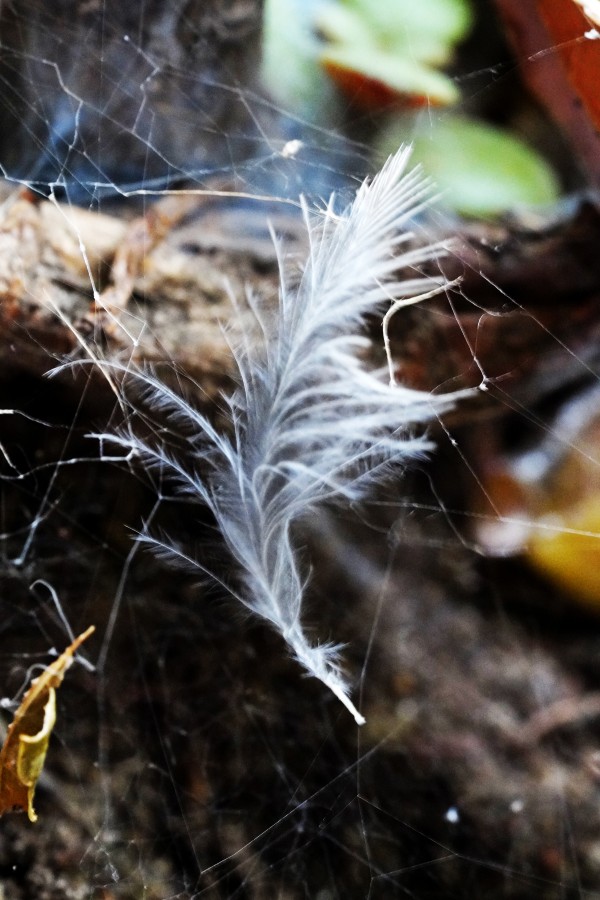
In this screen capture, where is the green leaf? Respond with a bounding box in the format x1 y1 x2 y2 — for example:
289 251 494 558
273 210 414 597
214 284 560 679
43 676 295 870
318 0 473 63
263 0 473 116
316 0 472 108
262 0 338 120
377 114 560 216
321 43 460 106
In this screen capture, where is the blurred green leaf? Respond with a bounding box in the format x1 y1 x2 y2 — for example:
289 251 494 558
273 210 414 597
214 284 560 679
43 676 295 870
262 0 338 121
317 0 472 107
318 0 472 63
321 43 460 107
263 0 473 116
377 115 560 215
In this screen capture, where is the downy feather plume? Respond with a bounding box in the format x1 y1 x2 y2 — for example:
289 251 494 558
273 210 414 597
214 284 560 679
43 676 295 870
96 146 464 725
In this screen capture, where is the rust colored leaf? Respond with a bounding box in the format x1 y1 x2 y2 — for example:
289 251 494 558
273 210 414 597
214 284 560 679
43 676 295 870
494 0 600 186
0 626 94 822
322 59 441 112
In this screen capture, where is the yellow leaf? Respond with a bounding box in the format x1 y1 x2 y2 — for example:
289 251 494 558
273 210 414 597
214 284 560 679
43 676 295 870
0 626 94 822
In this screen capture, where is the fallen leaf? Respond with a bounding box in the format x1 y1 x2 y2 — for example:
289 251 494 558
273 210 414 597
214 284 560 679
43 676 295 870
0 626 94 822
321 48 458 110
472 387 600 611
493 0 600 186
376 113 559 216
317 0 470 110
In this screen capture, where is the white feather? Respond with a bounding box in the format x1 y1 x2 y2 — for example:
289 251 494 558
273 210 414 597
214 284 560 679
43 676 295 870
93 146 465 724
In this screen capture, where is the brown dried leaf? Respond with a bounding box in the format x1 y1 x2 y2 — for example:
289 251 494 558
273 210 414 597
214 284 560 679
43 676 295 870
0 626 94 822
494 0 600 186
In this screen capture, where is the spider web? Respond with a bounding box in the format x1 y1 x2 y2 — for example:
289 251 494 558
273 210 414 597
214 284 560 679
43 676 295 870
1 2 600 898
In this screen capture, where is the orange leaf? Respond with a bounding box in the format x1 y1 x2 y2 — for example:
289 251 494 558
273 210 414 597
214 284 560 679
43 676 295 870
322 59 434 112
0 626 94 822
494 0 600 186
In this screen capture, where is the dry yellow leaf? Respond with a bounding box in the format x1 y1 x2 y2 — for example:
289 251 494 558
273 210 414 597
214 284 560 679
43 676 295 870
0 626 94 822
